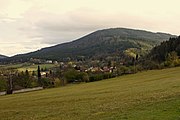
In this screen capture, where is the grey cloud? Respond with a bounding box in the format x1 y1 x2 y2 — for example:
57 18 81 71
1 0 180 56
20 9 111 45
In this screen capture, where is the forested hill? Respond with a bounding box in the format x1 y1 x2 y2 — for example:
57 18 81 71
4 28 176 62
149 36 180 62
0 54 7 59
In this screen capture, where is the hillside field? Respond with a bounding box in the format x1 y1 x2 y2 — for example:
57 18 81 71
0 67 180 120
0 63 56 72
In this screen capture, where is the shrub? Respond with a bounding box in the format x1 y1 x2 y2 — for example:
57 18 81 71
64 69 89 83
54 78 61 87
0 77 7 92
41 78 54 88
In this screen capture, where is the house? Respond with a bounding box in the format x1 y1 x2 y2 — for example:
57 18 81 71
53 61 58 64
46 60 53 64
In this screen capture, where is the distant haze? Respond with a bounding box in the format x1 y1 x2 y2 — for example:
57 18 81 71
0 0 180 56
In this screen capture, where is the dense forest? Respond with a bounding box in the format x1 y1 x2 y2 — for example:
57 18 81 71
149 36 180 62
132 36 179 71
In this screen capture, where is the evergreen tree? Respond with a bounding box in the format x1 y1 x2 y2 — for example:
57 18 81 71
37 65 42 86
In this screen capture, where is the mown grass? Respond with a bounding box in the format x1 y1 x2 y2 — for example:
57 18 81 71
0 67 180 120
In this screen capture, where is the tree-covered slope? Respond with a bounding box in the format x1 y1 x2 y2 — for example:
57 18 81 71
0 54 7 59
5 28 176 62
149 36 180 62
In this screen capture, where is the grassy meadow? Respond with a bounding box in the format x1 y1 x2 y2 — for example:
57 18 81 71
0 67 180 120
0 63 56 72
17 64 56 72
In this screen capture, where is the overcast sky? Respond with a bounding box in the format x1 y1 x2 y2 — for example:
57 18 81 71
0 0 180 56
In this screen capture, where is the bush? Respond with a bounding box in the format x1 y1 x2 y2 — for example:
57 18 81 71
13 71 32 88
64 69 79 83
117 66 130 75
141 60 161 70
82 73 89 82
89 74 104 82
0 77 7 92
164 51 180 67
54 78 61 87
64 69 89 83
30 79 39 88
41 78 54 88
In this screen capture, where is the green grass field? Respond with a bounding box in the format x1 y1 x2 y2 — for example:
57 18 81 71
0 67 180 120
0 63 56 72
17 64 56 72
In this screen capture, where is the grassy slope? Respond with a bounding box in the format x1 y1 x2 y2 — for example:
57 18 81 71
0 67 180 120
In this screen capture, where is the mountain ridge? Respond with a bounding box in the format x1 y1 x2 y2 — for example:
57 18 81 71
3 28 176 62
0 54 8 59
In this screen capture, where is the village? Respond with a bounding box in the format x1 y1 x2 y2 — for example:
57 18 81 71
0 56 137 95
